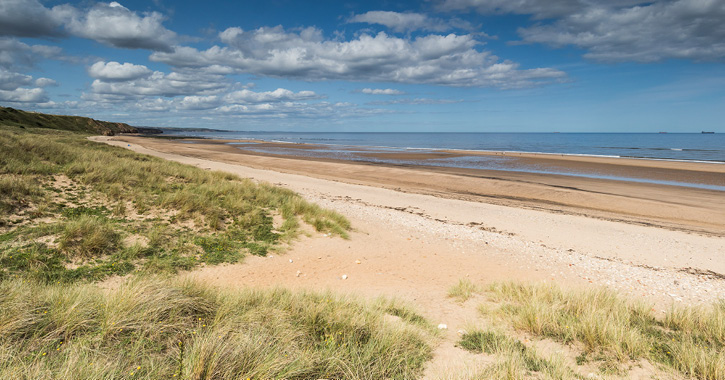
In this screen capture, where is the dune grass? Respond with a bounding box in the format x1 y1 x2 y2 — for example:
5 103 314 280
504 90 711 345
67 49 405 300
0 125 350 283
447 278 483 303
461 281 725 379
0 277 433 379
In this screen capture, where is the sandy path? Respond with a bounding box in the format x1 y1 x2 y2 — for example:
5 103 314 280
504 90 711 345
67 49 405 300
91 136 725 378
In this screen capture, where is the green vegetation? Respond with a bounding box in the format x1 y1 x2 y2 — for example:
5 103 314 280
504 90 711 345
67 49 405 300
0 124 350 283
447 278 483 302
457 281 725 379
0 106 143 135
0 277 433 379
459 330 574 379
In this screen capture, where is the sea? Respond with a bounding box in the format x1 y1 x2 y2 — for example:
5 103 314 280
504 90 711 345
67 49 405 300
161 131 725 190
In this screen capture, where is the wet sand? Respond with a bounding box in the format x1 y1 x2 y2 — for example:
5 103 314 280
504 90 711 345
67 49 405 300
113 136 725 235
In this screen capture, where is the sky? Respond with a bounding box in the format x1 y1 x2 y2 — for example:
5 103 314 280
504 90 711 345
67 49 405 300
1 0 724 132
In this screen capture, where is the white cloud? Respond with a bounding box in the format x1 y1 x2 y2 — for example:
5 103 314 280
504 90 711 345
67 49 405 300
89 70 228 99
349 11 451 32
151 26 565 88
225 88 322 103
361 88 405 95
0 87 48 103
88 61 152 81
63 2 176 51
0 68 33 90
179 95 220 110
439 0 725 62
35 78 58 87
134 98 172 112
0 1 176 52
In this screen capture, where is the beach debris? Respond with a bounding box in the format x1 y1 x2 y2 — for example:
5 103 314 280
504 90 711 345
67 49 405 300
289 259 293 263
437 324 448 330
268 255 274 258
355 260 361 264
341 274 348 280
295 270 301 277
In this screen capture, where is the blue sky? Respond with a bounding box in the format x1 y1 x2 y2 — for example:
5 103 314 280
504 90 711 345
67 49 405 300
1 0 724 132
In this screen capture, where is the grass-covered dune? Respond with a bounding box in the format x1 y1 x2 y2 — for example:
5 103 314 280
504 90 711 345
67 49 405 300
0 106 151 135
0 277 433 379
0 123 435 379
0 124 349 283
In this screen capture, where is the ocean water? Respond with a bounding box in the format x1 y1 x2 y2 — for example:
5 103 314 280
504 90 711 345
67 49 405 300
164 131 725 162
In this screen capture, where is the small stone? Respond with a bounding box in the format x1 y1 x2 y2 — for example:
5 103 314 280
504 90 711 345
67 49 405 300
674 280 680 285
289 259 293 263
295 271 301 277
341 274 348 280
457 329 466 335
355 260 361 264
437 324 447 330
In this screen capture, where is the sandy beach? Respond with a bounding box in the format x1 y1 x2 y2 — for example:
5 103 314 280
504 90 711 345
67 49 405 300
93 135 725 378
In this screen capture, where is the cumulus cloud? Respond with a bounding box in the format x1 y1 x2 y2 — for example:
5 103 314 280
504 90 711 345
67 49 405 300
178 95 220 110
438 0 725 62
63 2 176 51
0 87 48 103
349 11 452 32
89 69 229 100
0 67 53 103
361 88 405 95
0 0 66 37
0 68 33 90
88 61 153 81
225 88 322 103
0 38 63 69
35 78 58 87
151 26 565 88
0 1 176 51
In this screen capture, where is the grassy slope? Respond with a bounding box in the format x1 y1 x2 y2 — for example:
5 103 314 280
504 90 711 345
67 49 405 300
0 122 435 378
0 125 349 283
0 106 142 135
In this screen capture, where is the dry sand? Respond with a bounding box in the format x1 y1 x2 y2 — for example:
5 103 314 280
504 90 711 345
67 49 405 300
91 135 725 378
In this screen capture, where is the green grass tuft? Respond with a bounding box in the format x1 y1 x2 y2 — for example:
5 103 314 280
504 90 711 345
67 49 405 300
447 278 482 302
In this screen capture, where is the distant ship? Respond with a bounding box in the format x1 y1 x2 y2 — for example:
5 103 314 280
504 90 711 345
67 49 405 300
658 132 667 134
701 131 715 134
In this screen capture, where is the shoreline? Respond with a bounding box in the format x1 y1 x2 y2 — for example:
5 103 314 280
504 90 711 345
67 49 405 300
114 135 725 236
163 137 725 190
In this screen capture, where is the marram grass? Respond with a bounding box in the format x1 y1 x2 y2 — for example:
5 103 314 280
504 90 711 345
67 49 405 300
465 281 725 379
0 277 433 379
0 125 350 283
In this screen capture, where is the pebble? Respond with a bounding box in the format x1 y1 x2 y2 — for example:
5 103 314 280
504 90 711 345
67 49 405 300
437 324 448 330
295 271 301 277
355 260 361 264
289 259 293 263
341 274 348 280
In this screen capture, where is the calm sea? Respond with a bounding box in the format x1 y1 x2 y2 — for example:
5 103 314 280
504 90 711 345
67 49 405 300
164 131 725 162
